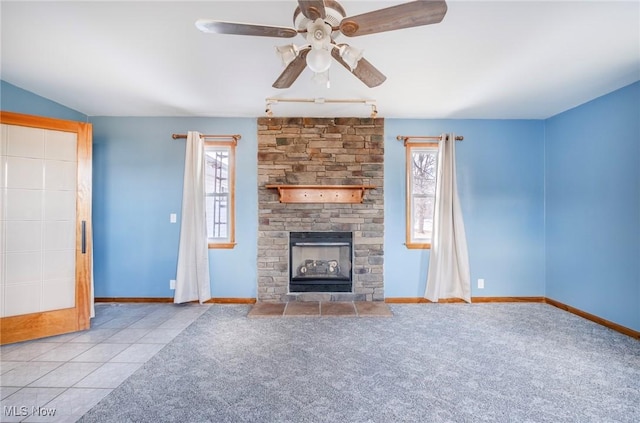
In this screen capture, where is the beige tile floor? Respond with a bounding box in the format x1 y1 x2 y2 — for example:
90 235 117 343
0 303 210 422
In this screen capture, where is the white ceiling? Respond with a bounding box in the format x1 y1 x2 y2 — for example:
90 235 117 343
1 1 639 119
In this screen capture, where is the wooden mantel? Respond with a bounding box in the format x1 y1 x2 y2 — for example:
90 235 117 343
265 184 376 204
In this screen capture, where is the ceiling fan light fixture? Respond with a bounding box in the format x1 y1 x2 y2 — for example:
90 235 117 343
339 45 364 71
306 18 332 49
197 0 449 89
306 48 332 73
275 44 299 66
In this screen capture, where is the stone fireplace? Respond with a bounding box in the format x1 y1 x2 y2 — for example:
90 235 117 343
257 117 384 302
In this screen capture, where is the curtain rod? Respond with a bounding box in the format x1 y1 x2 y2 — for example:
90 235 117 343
397 135 464 145
172 133 241 141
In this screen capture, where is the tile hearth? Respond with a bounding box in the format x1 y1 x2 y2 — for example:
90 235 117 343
247 301 393 318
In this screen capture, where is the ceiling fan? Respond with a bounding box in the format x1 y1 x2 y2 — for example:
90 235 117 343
195 0 448 89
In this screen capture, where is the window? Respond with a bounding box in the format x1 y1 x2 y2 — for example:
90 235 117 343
406 143 439 249
205 141 235 248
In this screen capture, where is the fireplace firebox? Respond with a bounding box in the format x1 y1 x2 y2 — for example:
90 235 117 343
289 232 353 293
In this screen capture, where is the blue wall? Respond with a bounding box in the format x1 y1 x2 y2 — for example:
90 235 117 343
3 77 638 332
90 117 545 300
1 81 87 122
89 117 258 298
384 120 545 298
545 81 640 331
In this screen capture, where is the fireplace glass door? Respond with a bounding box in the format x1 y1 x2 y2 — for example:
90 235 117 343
289 232 352 293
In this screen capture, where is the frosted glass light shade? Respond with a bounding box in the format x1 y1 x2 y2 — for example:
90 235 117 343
275 44 298 66
340 45 364 70
306 48 332 73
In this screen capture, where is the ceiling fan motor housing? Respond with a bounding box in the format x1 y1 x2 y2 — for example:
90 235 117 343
294 0 347 40
306 19 333 49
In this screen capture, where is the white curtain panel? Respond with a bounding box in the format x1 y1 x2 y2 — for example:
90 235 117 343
174 131 212 304
425 133 471 303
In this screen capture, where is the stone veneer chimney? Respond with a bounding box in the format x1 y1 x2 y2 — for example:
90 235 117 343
257 117 384 302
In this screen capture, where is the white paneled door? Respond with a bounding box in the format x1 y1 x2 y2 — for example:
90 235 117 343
0 112 92 344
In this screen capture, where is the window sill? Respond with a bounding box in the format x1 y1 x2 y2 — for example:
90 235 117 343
405 243 432 250
208 242 237 249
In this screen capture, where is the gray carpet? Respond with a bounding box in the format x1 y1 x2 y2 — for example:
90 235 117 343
80 303 640 423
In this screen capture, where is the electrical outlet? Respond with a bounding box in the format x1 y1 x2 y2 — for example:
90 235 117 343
477 278 485 289
170 213 177 223
170 279 176 290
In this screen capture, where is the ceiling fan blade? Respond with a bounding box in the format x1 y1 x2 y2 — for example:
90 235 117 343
339 0 447 37
298 1 326 20
273 48 311 89
195 19 298 38
331 47 386 88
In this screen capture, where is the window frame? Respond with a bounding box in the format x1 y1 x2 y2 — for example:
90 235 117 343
204 140 236 249
405 142 439 249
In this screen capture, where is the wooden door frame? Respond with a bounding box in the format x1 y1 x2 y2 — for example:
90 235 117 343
0 111 92 344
